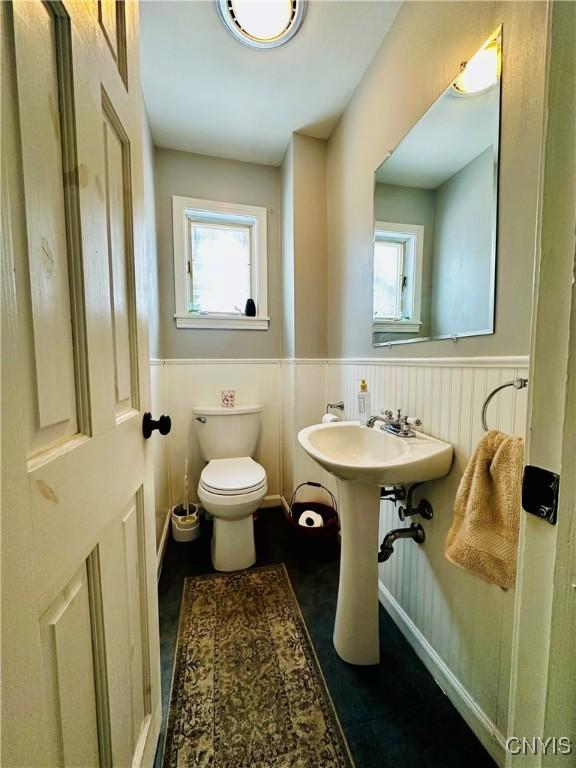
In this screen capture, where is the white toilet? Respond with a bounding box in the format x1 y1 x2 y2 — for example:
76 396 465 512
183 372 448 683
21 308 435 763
193 404 267 571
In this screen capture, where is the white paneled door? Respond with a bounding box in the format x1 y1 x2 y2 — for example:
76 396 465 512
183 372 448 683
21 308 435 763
2 2 161 766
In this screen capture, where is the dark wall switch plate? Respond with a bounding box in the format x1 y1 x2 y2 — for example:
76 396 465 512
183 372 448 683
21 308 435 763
522 465 560 525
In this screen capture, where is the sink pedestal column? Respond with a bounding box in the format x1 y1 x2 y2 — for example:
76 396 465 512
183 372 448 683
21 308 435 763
333 480 381 665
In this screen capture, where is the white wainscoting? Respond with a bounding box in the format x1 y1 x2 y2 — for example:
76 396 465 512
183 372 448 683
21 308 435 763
325 356 529 766
281 360 335 506
150 355 529 764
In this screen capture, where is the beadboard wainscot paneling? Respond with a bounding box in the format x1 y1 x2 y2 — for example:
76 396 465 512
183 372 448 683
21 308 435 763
151 354 528 763
325 356 529 766
281 361 296 502
281 361 335 509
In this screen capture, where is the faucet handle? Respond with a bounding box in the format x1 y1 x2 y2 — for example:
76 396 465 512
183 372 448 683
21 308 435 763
406 417 422 427
381 409 394 418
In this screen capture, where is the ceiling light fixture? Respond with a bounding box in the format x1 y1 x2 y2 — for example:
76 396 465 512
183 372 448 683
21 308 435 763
452 28 502 96
217 0 307 49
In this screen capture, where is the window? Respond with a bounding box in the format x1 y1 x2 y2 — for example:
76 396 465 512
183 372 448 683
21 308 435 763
374 239 405 320
373 222 424 333
172 196 269 329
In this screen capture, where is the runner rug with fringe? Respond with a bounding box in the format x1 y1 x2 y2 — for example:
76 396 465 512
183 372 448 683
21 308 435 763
163 564 354 768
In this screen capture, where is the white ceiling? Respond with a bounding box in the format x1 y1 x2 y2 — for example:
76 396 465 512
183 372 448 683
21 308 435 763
140 0 401 166
375 84 500 189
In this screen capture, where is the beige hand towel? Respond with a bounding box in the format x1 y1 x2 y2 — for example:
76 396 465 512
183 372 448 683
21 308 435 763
445 430 523 590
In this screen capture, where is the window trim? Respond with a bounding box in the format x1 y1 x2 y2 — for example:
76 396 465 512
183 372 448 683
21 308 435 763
373 221 424 334
372 319 423 333
172 195 269 330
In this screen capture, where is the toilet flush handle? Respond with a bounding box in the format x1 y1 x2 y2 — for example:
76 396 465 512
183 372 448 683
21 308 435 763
142 412 172 439
195 416 207 424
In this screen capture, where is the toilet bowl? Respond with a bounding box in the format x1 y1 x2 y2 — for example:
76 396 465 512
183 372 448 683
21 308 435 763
193 405 266 571
198 457 267 571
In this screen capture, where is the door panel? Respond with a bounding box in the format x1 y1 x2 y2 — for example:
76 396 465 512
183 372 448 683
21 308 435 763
29 416 145 608
121 499 151 749
98 0 128 87
102 100 138 418
1 1 161 766
13 1 82 455
40 565 101 767
99 0 118 57
99 494 151 766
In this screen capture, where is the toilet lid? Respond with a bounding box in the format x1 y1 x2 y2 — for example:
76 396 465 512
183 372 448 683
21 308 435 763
200 458 266 494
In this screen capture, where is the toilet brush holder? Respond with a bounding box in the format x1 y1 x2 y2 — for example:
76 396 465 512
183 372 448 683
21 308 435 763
171 503 201 543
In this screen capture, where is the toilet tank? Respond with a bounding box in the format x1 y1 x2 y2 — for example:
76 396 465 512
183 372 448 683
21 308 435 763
192 405 262 460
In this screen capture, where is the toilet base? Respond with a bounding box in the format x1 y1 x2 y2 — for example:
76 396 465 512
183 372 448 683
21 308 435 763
211 515 256 571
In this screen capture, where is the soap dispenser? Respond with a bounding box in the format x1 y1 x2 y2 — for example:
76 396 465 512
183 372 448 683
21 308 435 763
358 379 371 425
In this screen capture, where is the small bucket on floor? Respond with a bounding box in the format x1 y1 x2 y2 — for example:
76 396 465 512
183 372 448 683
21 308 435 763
171 503 201 543
287 482 339 539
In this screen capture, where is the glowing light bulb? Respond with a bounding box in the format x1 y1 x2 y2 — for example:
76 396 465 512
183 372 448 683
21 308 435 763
453 39 502 95
229 0 293 42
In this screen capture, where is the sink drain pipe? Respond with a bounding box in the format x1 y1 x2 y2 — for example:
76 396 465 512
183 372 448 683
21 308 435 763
378 523 426 562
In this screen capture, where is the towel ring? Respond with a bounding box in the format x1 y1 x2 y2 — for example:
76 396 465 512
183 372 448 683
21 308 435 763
481 378 528 432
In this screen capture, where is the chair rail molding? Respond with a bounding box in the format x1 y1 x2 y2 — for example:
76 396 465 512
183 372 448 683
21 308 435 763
151 356 530 368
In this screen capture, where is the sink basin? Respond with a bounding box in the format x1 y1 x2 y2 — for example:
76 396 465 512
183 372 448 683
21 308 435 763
298 421 453 486
297 421 453 666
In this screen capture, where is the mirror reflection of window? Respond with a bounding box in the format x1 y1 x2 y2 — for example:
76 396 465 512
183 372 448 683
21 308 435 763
373 223 424 334
372 26 501 347
374 238 403 320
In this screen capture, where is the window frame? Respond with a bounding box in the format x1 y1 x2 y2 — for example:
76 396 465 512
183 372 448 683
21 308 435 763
172 195 269 330
373 221 424 333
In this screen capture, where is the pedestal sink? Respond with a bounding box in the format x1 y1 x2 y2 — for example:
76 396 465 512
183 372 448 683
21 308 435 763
297 421 453 665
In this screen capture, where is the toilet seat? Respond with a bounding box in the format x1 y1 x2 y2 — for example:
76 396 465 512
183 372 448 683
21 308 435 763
200 457 266 496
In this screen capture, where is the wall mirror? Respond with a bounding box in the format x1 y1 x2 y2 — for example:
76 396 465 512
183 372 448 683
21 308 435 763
372 28 502 347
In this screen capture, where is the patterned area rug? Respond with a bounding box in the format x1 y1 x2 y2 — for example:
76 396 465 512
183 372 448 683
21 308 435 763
163 564 354 768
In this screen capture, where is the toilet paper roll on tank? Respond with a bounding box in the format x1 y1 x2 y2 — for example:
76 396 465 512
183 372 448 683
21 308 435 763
321 413 340 423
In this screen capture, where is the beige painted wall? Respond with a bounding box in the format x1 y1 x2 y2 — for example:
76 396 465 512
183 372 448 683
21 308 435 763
326 0 548 358
281 141 295 358
281 133 328 358
154 148 282 359
292 134 327 358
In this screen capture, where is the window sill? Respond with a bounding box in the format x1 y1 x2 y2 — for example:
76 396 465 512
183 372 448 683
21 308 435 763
373 320 422 333
174 314 270 330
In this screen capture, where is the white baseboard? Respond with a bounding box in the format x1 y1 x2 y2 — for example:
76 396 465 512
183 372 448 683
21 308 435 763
261 494 282 509
378 580 507 767
156 509 171 582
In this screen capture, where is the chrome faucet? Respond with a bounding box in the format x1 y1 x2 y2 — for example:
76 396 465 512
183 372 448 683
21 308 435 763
366 409 422 438
365 414 389 429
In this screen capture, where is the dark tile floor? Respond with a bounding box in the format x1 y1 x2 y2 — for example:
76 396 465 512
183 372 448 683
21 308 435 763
154 507 496 768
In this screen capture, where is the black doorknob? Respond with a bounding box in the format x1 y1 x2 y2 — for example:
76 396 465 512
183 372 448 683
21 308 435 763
142 412 171 439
